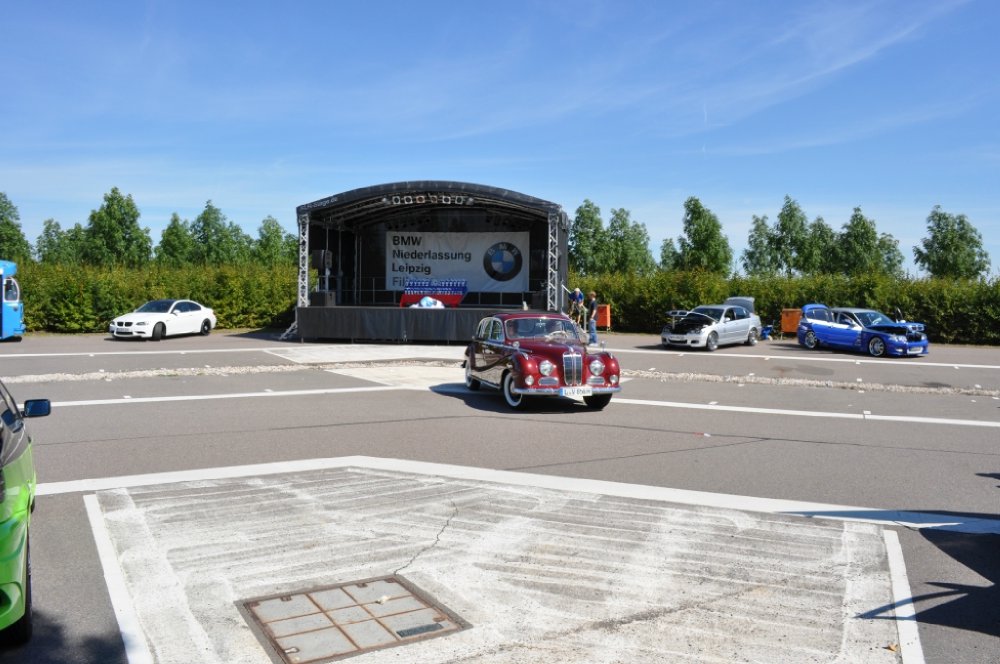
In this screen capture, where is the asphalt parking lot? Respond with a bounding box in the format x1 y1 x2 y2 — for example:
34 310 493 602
0 332 997 663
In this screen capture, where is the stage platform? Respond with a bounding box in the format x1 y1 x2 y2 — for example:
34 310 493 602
296 305 530 343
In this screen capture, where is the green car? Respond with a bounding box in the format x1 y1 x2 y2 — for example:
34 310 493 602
0 379 49 645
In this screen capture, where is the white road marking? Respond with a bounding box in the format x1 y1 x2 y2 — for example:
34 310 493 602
38 456 1000 535
84 494 154 664
615 347 1000 370
884 530 927 664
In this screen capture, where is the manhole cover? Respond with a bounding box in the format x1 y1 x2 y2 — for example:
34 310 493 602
239 575 470 663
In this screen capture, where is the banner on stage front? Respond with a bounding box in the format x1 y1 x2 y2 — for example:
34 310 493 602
387 232 529 292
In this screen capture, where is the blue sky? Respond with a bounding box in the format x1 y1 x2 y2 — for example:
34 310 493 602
2 0 997 274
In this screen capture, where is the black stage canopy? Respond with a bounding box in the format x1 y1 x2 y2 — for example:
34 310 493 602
291 181 569 342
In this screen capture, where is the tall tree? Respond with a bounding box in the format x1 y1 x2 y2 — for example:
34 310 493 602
190 201 253 265
0 193 33 263
773 195 808 275
741 214 779 275
253 216 297 266
155 213 197 266
913 206 991 279
659 237 679 271
676 197 732 274
799 217 837 275
569 199 609 275
81 187 152 267
35 219 84 264
836 207 884 275
606 208 656 275
878 233 905 278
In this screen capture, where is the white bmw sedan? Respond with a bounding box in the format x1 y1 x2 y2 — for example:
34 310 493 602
109 299 216 340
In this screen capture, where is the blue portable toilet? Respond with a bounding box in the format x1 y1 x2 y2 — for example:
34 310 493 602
0 260 25 341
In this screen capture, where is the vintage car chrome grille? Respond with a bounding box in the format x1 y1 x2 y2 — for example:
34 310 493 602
563 352 583 386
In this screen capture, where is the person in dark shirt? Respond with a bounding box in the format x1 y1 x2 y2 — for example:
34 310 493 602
586 291 599 345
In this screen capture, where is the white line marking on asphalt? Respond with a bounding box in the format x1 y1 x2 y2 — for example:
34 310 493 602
44 376 1000 429
40 456 1000 535
884 530 927 664
84 494 154 664
613 397 1000 428
0 347 284 359
614 347 1000 370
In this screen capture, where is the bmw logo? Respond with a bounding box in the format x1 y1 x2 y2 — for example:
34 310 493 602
483 242 523 282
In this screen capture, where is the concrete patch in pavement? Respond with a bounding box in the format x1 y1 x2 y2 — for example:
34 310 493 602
86 461 905 663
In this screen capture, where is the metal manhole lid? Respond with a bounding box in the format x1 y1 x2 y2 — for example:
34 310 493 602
239 575 470 663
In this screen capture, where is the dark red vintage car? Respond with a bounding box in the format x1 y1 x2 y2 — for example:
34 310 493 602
463 312 621 410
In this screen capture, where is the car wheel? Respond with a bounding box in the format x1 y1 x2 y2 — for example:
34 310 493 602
5 537 32 645
583 394 612 410
464 362 481 391
804 331 818 349
200 319 212 336
746 328 759 346
151 322 165 341
705 332 719 351
502 371 525 410
868 336 886 357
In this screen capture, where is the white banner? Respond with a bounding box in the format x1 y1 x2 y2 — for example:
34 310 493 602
386 232 529 292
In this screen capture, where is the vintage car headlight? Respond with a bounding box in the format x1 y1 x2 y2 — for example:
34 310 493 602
538 359 555 376
609 374 619 385
589 359 605 376
524 374 535 386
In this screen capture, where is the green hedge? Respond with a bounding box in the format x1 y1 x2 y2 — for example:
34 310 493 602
19 264 297 333
571 271 1000 345
14 264 1000 345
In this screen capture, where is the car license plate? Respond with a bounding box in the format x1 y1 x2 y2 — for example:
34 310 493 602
669 335 684 342
560 386 593 397
908 347 922 355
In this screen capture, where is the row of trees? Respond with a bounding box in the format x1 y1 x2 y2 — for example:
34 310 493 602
570 196 992 280
0 189 298 268
1 189 991 280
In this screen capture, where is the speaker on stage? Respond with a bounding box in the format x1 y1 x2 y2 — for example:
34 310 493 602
310 291 336 307
531 290 547 310
311 250 332 270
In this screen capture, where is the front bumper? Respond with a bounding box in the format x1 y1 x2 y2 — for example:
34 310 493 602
0 514 28 631
661 330 709 347
513 385 622 397
109 324 151 338
886 340 929 356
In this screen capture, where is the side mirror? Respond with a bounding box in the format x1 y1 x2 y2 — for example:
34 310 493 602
22 399 51 418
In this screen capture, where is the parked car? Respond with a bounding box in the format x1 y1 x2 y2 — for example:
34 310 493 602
109 299 217 340
463 312 621 410
0 380 50 644
797 304 929 357
661 297 762 351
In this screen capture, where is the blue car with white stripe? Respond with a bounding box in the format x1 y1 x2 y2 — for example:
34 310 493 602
797 304 929 357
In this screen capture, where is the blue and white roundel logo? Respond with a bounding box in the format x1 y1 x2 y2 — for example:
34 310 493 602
483 242 523 282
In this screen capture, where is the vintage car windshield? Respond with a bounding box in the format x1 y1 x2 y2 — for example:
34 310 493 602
853 310 890 327
689 306 723 322
137 300 175 314
505 318 584 342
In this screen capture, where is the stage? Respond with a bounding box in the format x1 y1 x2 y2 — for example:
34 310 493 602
295 305 522 343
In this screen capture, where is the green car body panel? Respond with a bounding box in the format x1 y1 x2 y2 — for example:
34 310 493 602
0 445 34 632
0 388 49 643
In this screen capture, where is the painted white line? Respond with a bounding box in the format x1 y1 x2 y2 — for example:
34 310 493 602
50 385 398 407
84 494 154 664
614 397 1000 429
884 530 927 664
40 456 1000 535
0 347 284 359
613 347 1000 370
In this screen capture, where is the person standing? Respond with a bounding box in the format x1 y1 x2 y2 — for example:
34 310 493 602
586 290 599 345
569 287 585 327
